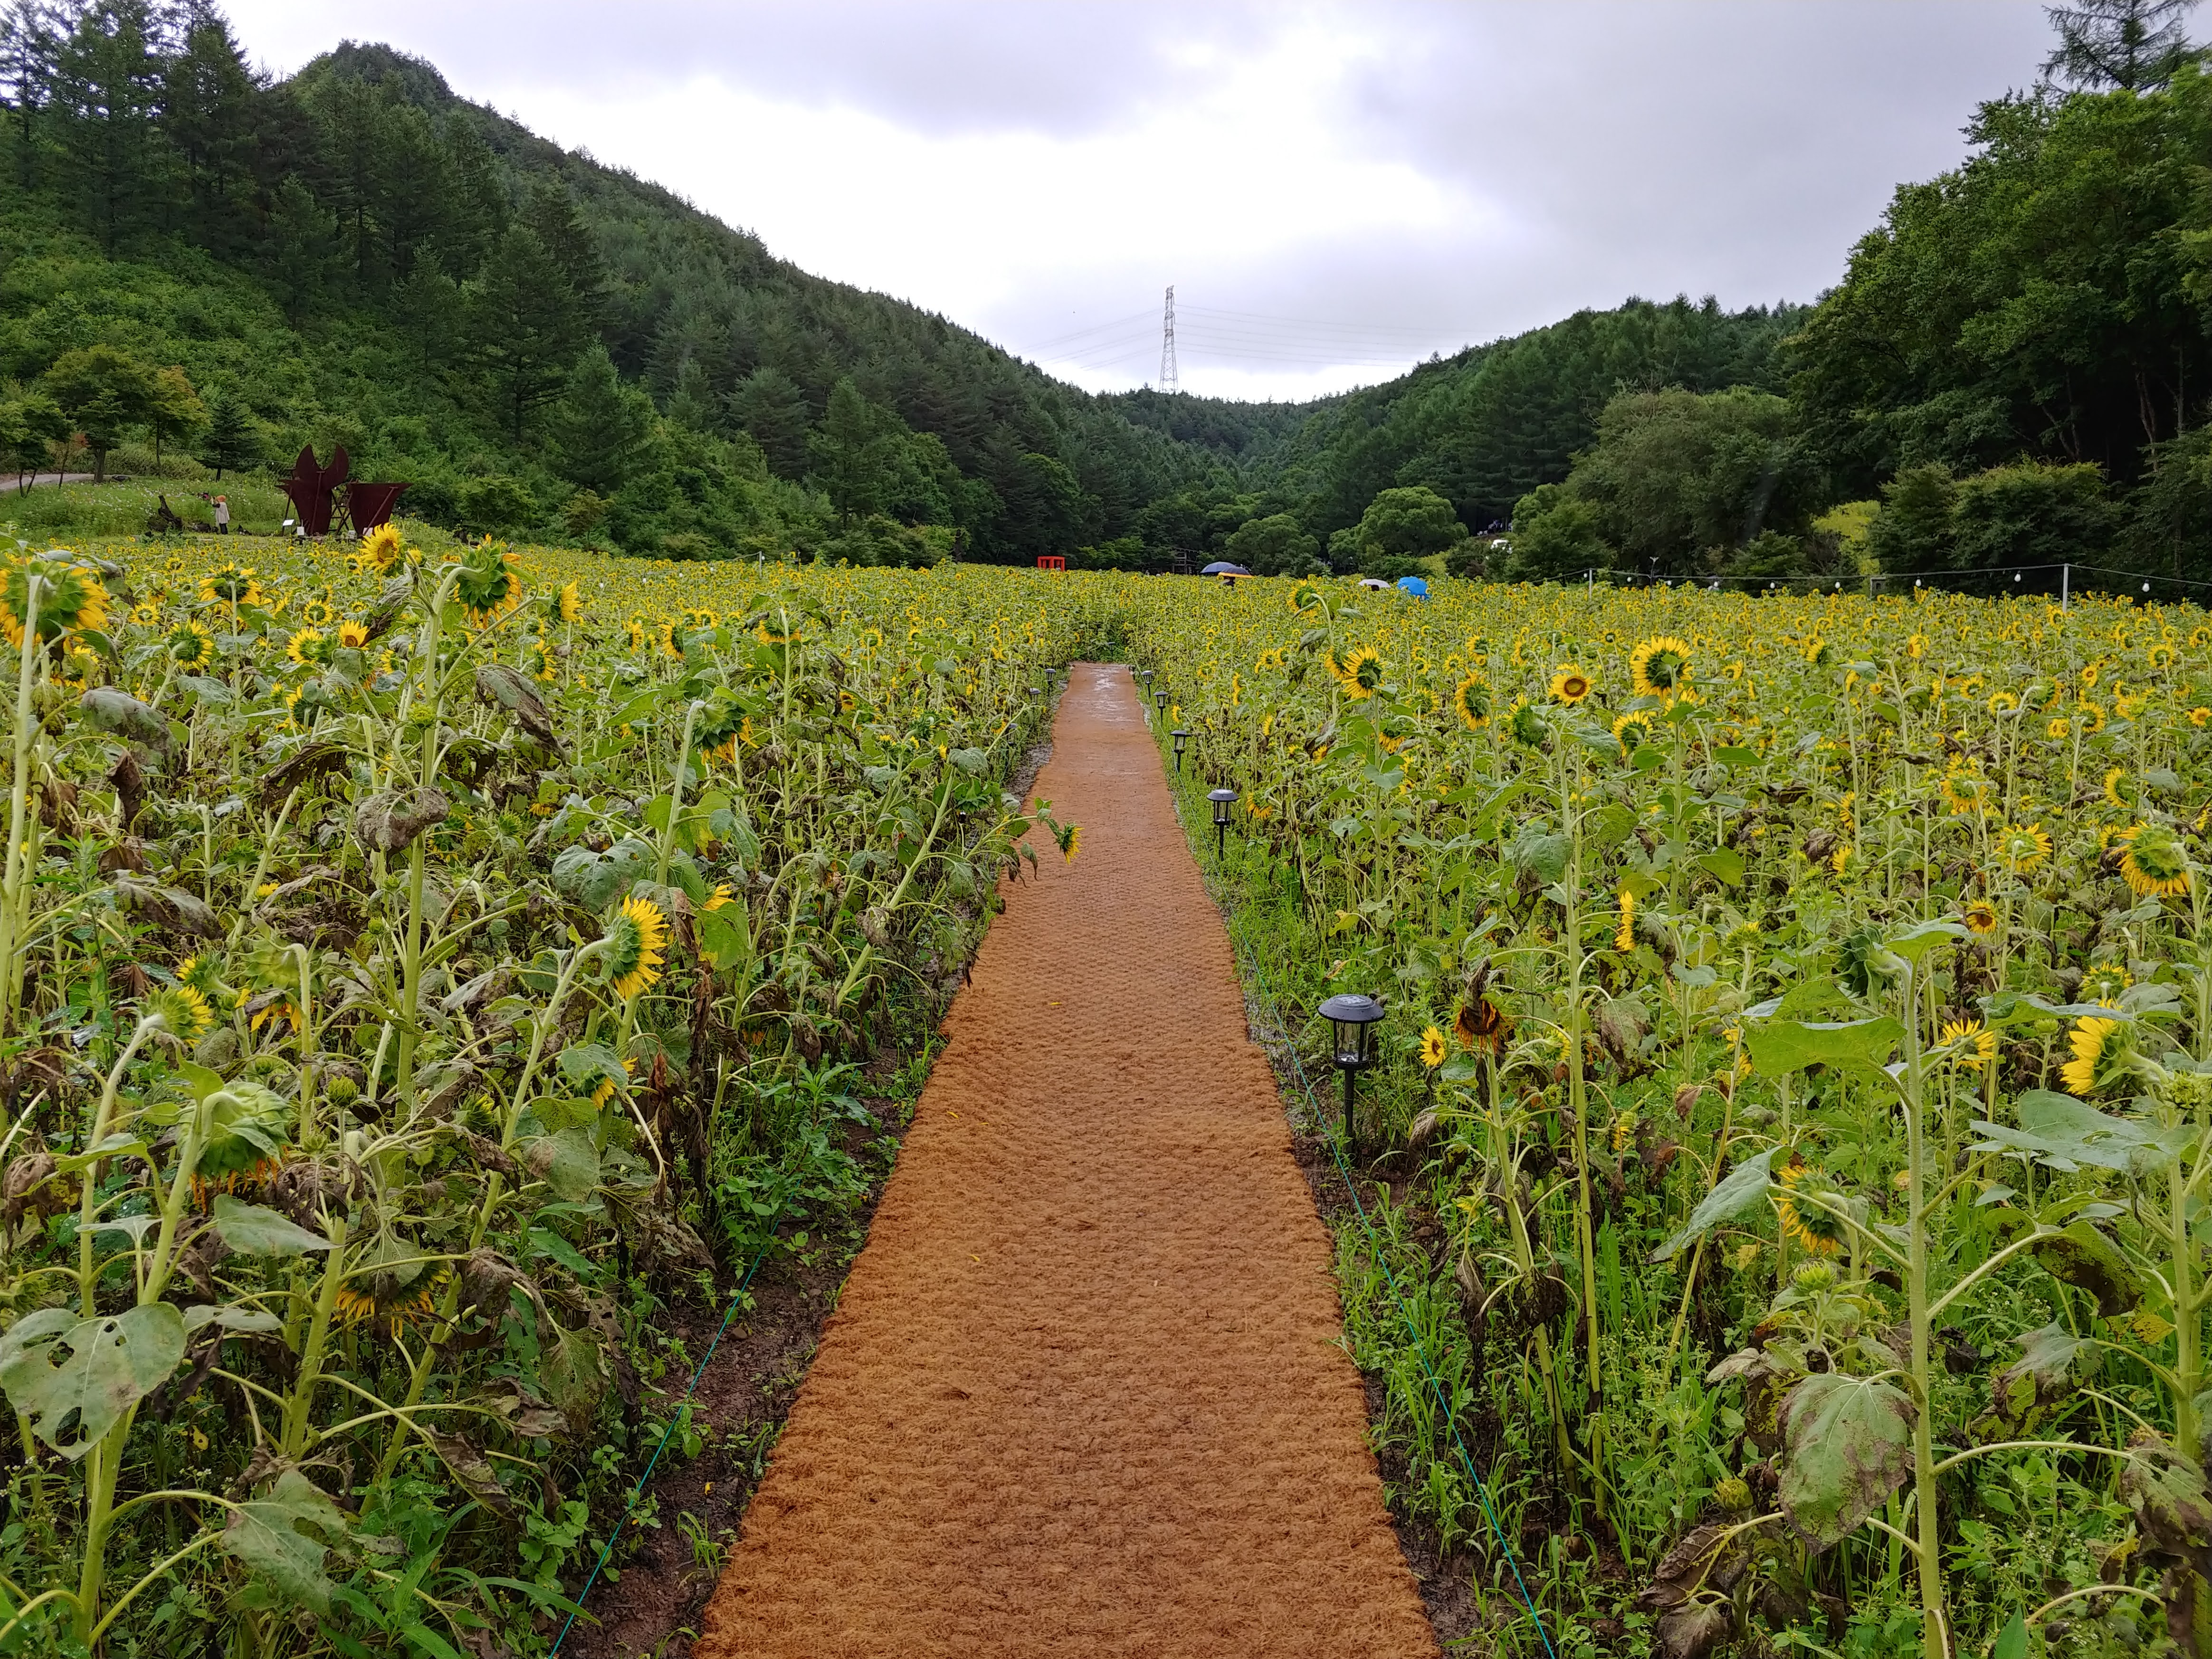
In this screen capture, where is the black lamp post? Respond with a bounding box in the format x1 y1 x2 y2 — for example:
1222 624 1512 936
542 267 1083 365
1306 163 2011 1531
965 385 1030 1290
1208 787 1237 858
1171 728 1188 772
1154 689 1167 718
1138 669 1154 713
1318 993 1385 1162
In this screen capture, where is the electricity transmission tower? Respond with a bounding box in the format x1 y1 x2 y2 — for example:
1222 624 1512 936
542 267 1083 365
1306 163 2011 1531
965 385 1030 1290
1159 286 1178 394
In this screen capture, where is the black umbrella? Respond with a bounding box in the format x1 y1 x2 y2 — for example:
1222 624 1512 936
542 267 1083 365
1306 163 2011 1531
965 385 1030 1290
1200 561 1249 576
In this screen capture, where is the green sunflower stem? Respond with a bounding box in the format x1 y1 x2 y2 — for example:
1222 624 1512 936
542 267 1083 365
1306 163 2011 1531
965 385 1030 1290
0 572 42 1041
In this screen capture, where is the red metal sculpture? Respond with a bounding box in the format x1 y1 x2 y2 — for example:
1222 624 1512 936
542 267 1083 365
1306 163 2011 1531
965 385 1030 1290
280 446 410 537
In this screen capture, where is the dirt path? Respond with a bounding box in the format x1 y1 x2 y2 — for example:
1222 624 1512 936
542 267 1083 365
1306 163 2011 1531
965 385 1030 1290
696 663 1436 1659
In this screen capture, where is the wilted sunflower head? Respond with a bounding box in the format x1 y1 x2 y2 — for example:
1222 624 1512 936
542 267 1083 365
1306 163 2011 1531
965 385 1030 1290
1453 995 1511 1057
1549 665 1592 704
2 556 112 647
1452 675 1490 730
601 895 668 1001
2119 822 2192 898
1773 1161 1846 1257
1629 635 1691 698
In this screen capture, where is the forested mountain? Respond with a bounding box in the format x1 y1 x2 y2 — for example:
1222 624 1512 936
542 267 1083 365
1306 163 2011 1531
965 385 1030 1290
0 6 1215 562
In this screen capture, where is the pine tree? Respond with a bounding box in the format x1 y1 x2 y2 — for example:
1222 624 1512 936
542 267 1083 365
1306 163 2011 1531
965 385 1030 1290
196 389 258 478
467 222 584 440
553 344 653 493
2044 0 2198 88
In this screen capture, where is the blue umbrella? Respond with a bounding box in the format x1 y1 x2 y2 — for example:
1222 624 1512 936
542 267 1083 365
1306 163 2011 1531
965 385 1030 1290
1200 561 1249 576
1395 576 1429 598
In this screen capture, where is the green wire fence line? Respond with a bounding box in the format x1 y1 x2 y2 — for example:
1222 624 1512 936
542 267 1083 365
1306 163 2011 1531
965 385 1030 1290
546 1200 789 1657
1166 769 1561 1659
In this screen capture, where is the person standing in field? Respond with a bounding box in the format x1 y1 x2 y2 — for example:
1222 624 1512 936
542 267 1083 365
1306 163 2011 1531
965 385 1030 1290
214 495 229 534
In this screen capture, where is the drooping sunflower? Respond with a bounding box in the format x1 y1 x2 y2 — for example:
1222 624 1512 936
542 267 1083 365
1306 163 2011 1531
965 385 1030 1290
1419 1026 1447 1069
1508 696 1549 749
2119 822 2192 898
1940 1017 1997 1069
557 582 582 624
601 896 668 1001
1331 645 1385 700
2079 700 2107 735
1543 664 1591 704
165 617 217 667
2105 767 2138 811
1988 690 2019 715
591 1054 638 1109
1773 1162 1846 1257
1629 635 1692 700
2 557 111 646
1906 633 1929 659
1961 899 1999 936
2151 641 2178 671
1940 762 1997 817
198 562 264 610
2061 1015 2124 1096
1612 710 1654 752
285 627 332 670
1615 887 1637 953
1451 675 1491 730
143 983 214 1039
1454 995 1511 1057
454 547 524 628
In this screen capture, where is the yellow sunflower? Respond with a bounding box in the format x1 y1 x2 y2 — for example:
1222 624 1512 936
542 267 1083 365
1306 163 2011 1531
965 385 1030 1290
2118 822 2191 897
360 523 410 574
1451 675 1490 730
1961 899 1998 936
2104 767 2137 811
2061 1015 2122 1096
1419 1026 1447 1069
3 558 111 646
1940 1018 1997 1070
1549 665 1593 704
1332 645 1385 700
337 621 369 648
1773 1162 1844 1256
165 617 216 666
1615 887 1636 952
1629 635 1693 700
602 896 668 1001
285 627 331 670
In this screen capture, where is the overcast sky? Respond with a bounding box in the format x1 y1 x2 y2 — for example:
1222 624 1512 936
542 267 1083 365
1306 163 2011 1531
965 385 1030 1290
219 0 2055 402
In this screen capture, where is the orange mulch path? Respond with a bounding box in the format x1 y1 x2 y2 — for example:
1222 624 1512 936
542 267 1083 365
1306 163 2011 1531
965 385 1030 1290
695 663 1438 1659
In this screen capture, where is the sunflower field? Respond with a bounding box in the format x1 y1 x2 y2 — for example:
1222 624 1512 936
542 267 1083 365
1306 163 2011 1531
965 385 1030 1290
0 531 1089 1657
1127 575 2212 1659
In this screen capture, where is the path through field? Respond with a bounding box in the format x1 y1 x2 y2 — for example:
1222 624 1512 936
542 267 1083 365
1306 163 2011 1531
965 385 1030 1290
696 663 1437 1659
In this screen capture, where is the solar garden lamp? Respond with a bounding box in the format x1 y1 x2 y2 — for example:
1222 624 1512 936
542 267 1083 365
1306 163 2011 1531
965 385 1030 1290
1208 787 1238 858
1172 728 1189 772
1319 993 1385 1163
1154 689 1168 718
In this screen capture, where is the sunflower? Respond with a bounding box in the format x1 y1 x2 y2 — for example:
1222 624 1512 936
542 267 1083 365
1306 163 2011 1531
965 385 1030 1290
1451 675 1491 730
131 601 160 626
454 548 524 628
1629 635 1692 699
680 607 720 634
1940 762 1996 816
2105 767 2137 811
1907 634 1928 659
165 617 217 667
1 557 111 648
198 563 264 610
2061 1015 2123 1096
1940 1017 1997 1069
334 1267 450 1337
1061 824 1081 864
2118 822 2192 897
1419 1026 1447 1069
1961 899 1999 936
1831 844 1853 877
1773 1162 1845 1256
2151 642 2178 670
1331 645 1385 700
2081 663 2101 689
1454 995 1511 1057
1508 696 1549 748
624 616 648 649
703 883 734 912
1612 710 1654 752
285 627 332 670
591 1054 638 1109
2048 718 2072 740
359 524 410 574
337 621 369 648
601 896 668 1001
2192 707 2211 727
1615 887 1636 953
557 582 582 624
143 983 214 1039
1549 665 1593 704
1988 691 2019 715
2079 700 2107 734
